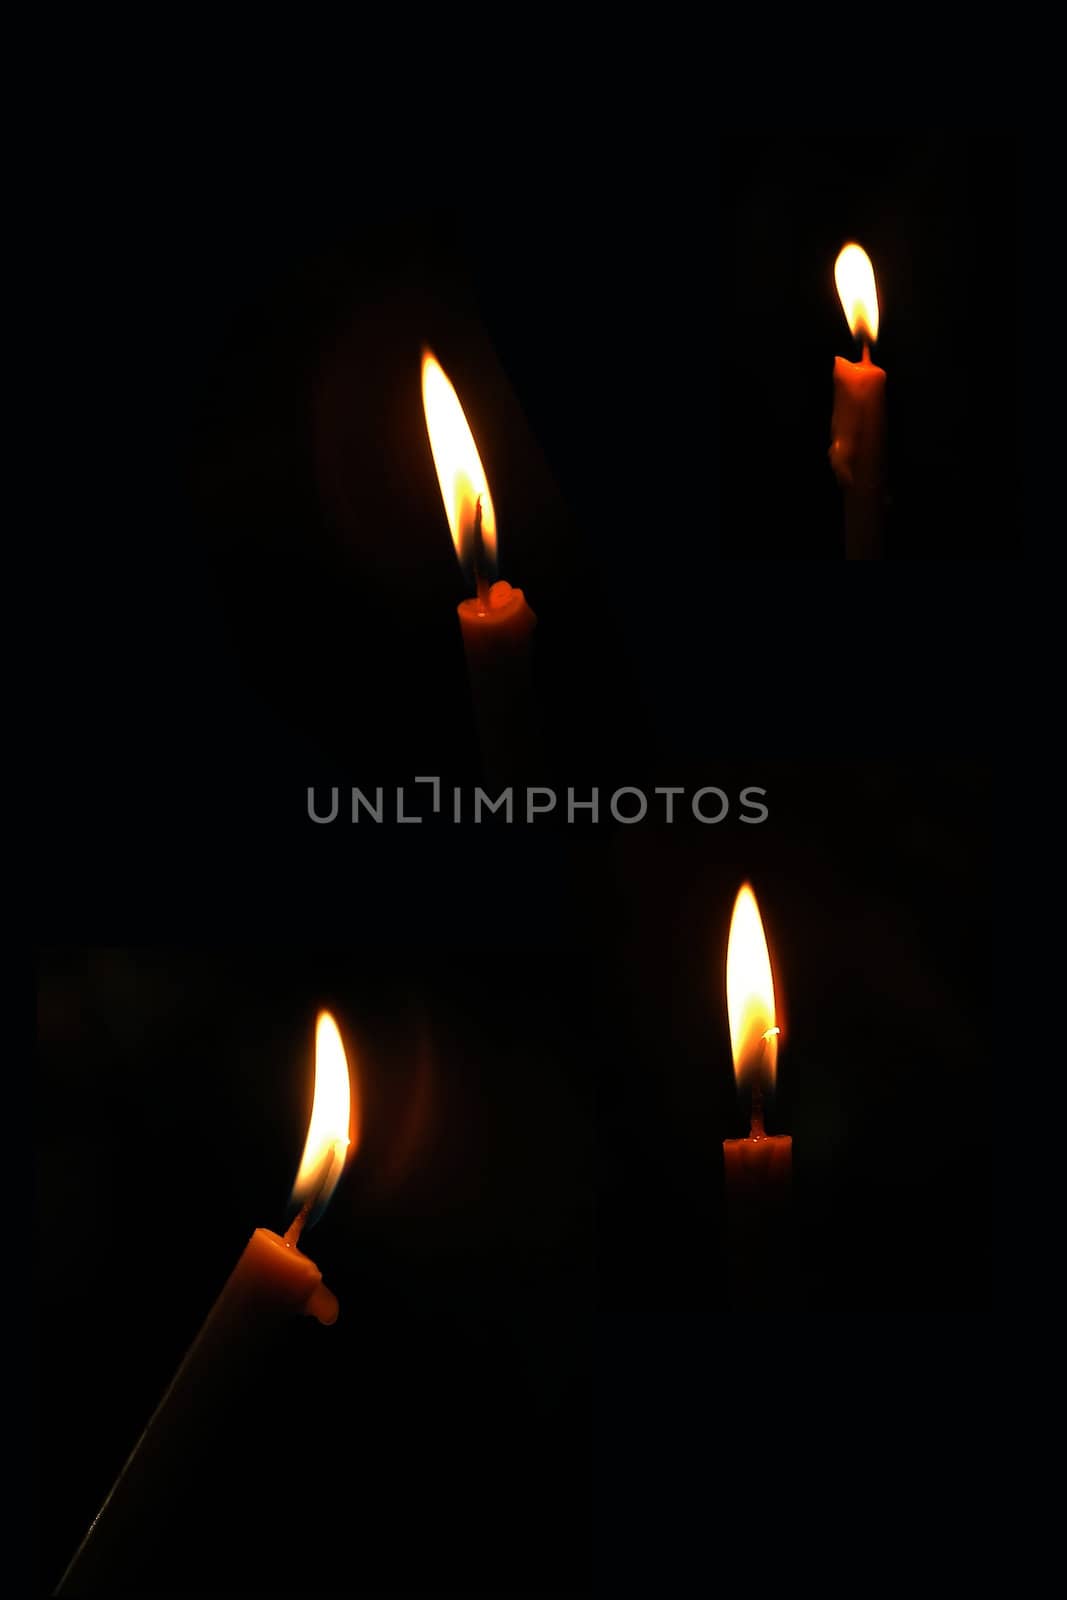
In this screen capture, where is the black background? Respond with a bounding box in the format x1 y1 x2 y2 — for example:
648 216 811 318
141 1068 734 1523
33 123 1007 1596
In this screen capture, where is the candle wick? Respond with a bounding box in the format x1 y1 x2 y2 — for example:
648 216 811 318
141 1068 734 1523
749 1082 765 1141
473 494 491 613
749 1028 778 1140
283 1139 348 1246
283 1197 312 1247
861 340 871 365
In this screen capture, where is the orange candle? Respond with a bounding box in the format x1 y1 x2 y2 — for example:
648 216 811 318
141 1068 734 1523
55 1011 357 1595
422 350 538 784
829 242 887 560
722 884 791 1307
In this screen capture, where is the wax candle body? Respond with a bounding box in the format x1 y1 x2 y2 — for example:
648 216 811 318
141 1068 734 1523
830 353 887 559
56 1229 337 1594
722 1133 792 1310
722 1132 792 1196
457 579 538 787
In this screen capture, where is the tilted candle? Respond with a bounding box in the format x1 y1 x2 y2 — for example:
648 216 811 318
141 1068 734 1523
421 349 538 785
55 1010 356 1595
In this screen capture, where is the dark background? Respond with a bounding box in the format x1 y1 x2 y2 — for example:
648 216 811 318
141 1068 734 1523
33 124 1005 1596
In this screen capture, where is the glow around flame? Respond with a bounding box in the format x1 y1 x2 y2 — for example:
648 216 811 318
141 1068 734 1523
421 350 498 576
290 1011 356 1220
726 884 779 1089
834 242 880 343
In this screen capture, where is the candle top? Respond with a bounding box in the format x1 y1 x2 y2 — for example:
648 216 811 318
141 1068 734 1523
457 580 536 629
833 352 886 379
248 1227 339 1324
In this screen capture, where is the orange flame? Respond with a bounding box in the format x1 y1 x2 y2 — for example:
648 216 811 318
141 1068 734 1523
290 1011 356 1217
726 884 779 1089
421 350 498 576
834 242 880 343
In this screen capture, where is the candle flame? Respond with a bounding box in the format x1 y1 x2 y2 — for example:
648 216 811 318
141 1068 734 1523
421 349 498 578
834 242 880 344
726 884 779 1089
290 1011 357 1222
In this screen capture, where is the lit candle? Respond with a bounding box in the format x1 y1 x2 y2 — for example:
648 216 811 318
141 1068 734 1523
421 349 538 784
55 1010 357 1595
722 884 791 1308
829 242 887 560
